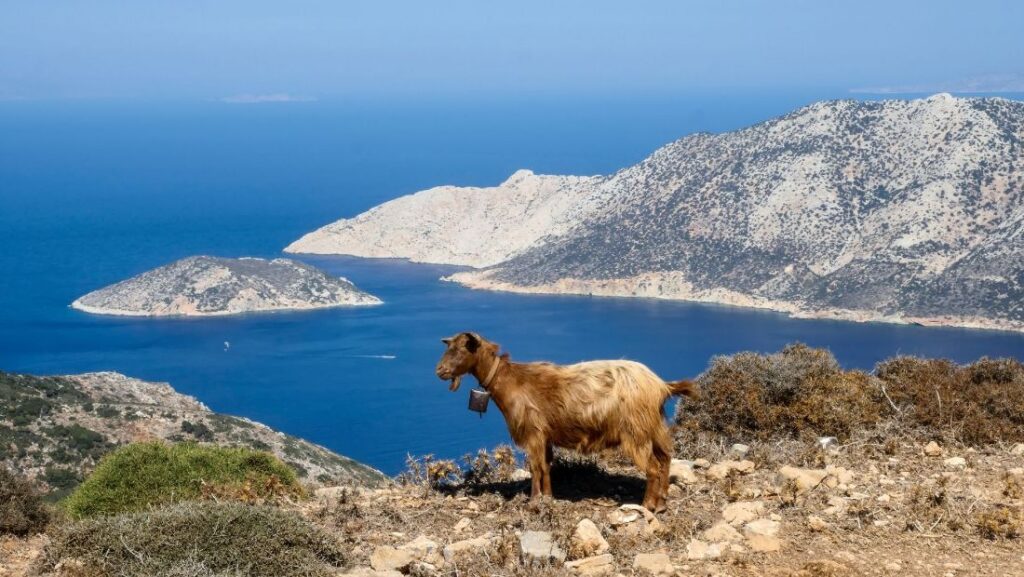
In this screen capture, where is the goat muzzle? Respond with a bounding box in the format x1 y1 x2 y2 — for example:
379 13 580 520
448 375 462 392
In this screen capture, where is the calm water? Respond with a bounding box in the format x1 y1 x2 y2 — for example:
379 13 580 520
2 94 1022 475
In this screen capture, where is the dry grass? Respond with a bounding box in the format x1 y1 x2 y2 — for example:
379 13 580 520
42 501 346 577
0 467 50 537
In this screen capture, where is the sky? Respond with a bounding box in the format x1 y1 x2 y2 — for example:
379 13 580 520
1 0 1023 100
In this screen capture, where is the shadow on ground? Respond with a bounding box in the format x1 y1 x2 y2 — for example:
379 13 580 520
443 459 649 505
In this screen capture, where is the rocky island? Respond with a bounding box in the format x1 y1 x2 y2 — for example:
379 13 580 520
286 94 1024 332
72 256 381 317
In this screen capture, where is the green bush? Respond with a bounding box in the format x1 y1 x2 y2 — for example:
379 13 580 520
63 442 302 518
44 501 346 577
0 466 51 536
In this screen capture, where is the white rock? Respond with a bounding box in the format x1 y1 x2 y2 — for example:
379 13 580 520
924 441 943 457
520 530 566 566
400 535 442 566
746 534 782 553
511 468 532 482
608 505 661 535
370 547 416 572
702 521 743 542
731 443 751 457
453 517 471 532
571 519 610 559
669 459 699 485
707 460 756 480
1011 443 1024 456
777 466 829 492
743 518 780 538
442 533 494 562
944 457 967 469
807 515 830 531
686 539 723 560
633 553 675 575
722 500 766 526
565 554 615 576
344 568 404 577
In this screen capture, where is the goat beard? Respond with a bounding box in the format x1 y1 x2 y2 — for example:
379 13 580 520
448 375 462 392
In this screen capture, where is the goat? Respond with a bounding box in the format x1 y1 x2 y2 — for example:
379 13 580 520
435 331 697 512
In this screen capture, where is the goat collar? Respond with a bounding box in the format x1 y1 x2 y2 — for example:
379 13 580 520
479 354 502 390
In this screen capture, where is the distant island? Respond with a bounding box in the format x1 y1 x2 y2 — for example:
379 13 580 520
72 256 381 317
286 94 1024 332
0 369 387 495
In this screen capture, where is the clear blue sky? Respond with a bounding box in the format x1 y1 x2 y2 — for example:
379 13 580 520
1 0 1022 100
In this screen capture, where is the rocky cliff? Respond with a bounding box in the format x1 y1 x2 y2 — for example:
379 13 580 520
72 256 381 316
287 94 1024 331
0 370 387 494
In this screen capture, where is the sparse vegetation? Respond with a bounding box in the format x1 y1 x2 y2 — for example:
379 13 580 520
0 467 50 536
62 442 303 518
44 501 346 577
675 344 884 443
675 344 1024 447
875 355 1024 445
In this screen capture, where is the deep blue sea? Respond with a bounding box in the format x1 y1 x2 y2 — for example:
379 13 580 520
2 93 1022 475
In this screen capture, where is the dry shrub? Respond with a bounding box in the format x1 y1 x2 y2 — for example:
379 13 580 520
675 344 883 442
1004 472 1024 500
43 501 346 577
399 446 520 492
876 356 1024 444
975 505 1024 539
0 466 51 536
462 445 519 485
675 345 1024 448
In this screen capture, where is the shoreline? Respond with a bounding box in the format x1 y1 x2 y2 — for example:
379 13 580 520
446 270 1024 335
69 297 382 318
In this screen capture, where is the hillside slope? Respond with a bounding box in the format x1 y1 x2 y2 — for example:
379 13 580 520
0 370 387 494
287 94 1024 331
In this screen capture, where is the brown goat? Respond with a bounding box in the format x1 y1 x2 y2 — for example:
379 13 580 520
435 332 697 512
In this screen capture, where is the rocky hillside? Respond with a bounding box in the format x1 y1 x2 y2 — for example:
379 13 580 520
287 94 1024 331
72 256 381 317
0 370 387 494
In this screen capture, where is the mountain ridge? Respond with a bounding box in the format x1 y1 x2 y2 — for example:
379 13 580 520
287 94 1024 332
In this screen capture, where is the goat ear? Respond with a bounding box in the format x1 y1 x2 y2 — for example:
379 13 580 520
441 337 452 345
463 332 481 353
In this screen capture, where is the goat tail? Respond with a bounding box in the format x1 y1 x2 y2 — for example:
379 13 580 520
667 379 699 399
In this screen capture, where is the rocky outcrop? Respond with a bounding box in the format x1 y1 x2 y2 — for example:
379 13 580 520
72 256 380 316
0 370 387 492
287 94 1024 331
285 170 604 267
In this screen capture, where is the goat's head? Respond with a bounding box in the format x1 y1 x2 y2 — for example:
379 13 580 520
436 332 489 391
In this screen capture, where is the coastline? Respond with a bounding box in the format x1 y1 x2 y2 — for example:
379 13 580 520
69 296 382 318
445 270 1024 334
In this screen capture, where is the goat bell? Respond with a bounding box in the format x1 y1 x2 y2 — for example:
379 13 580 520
468 388 490 415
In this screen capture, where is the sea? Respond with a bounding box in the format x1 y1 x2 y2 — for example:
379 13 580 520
2 92 1022 475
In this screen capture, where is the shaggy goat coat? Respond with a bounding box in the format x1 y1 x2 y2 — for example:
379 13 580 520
435 332 696 512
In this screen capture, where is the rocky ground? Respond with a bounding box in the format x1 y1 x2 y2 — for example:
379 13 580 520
306 440 1024 577
4 439 1023 576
